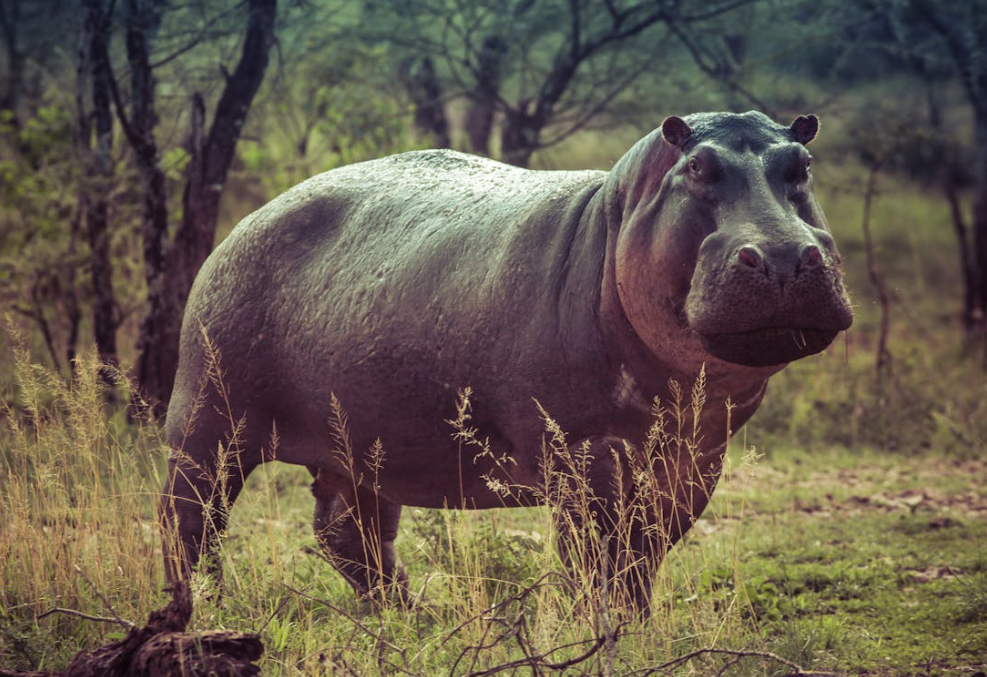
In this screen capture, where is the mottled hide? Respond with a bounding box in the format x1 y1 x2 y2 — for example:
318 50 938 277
160 111 852 612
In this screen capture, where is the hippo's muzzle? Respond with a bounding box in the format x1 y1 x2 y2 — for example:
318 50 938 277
687 234 853 367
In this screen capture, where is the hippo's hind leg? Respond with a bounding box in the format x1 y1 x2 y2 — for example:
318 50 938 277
160 446 257 582
311 468 408 601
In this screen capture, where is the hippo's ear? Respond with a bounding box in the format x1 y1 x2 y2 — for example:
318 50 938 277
790 114 819 145
661 116 692 149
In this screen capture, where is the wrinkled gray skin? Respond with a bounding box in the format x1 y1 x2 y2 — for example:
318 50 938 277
161 111 852 612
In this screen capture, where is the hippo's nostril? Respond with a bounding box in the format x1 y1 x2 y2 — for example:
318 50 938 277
737 245 765 272
801 244 822 268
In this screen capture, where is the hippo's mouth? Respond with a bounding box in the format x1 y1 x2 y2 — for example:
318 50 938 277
697 326 840 367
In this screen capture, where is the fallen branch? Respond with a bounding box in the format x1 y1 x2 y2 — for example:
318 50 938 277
630 647 844 677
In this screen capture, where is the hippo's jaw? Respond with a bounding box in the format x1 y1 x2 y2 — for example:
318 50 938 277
696 326 841 368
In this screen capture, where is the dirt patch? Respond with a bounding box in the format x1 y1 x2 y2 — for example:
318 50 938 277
903 565 964 584
723 454 987 519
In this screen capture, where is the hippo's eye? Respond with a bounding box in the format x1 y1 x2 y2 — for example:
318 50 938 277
686 152 720 184
788 156 811 184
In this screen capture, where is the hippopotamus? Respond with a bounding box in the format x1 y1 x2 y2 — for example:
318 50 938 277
160 110 852 612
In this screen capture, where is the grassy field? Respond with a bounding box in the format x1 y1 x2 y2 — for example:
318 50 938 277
0 347 984 676
1 138 986 675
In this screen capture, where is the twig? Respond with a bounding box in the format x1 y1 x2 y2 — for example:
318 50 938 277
73 564 136 630
36 607 132 629
439 571 566 647
455 623 628 677
257 589 296 634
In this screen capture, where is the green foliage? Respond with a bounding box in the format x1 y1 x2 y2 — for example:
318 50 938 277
0 104 76 243
0 104 85 371
235 34 420 202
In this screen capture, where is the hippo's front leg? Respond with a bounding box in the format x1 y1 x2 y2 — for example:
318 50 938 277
551 436 659 613
552 435 724 614
311 469 408 601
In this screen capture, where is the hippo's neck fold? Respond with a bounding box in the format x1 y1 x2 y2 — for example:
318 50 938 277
580 139 773 440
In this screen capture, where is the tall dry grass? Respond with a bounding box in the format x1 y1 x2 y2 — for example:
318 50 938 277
0 332 830 675
0 327 166 669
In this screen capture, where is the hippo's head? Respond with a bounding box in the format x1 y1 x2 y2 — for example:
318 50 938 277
613 111 853 370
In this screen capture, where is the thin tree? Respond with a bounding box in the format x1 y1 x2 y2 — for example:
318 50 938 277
80 0 120 377
98 0 278 409
908 0 987 350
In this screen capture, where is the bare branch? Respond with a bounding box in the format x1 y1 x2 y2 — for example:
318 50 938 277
661 13 776 116
150 6 238 69
37 607 133 630
629 647 844 677
73 564 137 631
283 583 412 668
681 0 760 23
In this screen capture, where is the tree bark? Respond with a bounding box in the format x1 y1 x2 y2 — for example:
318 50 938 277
82 0 119 375
136 0 277 410
124 0 170 289
943 179 978 334
924 85 979 336
973 114 987 338
65 201 83 373
67 0 94 375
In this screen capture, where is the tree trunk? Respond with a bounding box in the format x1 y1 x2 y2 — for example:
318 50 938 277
465 35 506 156
401 55 449 148
926 85 979 336
973 113 987 337
136 0 277 410
943 179 978 334
82 0 119 375
65 201 83 373
500 108 539 168
465 96 495 156
124 0 170 289
861 161 893 378
0 0 24 124
68 0 93 375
